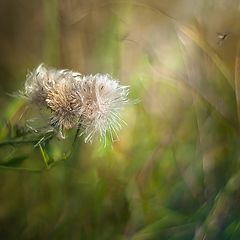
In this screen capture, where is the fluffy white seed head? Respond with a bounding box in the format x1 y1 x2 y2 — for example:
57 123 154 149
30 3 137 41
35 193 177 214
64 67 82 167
46 79 82 138
24 64 81 106
23 64 130 143
77 74 129 143
24 64 49 105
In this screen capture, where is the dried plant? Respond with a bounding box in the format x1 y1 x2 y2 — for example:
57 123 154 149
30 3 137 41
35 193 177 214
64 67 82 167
23 64 130 143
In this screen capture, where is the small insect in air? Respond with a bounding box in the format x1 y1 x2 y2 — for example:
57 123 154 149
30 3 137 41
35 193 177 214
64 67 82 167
217 32 230 45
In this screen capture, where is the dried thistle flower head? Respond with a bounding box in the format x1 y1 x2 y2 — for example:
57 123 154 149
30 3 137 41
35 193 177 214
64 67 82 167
23 64 130 143
46 79 82 138
24 64 81 106
77 74 129 143
24 64 49 105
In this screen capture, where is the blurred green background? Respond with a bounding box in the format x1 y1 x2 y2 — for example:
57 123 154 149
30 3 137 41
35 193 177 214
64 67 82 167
1 0 240 239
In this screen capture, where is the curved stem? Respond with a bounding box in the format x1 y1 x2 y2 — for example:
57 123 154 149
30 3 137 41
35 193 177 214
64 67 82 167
0 165 44 173
0 139 39 147
0 132 55 147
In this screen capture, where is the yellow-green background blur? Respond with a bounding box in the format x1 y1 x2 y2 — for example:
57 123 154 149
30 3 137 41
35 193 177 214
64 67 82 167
0 0 240 239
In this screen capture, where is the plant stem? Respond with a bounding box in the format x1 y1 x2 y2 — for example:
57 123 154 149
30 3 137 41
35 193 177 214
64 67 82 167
0 138 39 147
0 132 55 147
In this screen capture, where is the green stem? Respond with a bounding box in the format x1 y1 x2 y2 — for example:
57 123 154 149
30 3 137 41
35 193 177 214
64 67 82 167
0 165 44 173
0 134 54 147
0 138 39 147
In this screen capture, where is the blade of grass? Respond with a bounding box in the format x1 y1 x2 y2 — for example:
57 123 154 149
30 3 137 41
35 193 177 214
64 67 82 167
0 165 44 173
39 144 51 169
235 41 240 127
42 0 60 65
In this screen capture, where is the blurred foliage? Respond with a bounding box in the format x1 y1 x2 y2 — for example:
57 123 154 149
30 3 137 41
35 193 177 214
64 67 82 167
1 0 240 239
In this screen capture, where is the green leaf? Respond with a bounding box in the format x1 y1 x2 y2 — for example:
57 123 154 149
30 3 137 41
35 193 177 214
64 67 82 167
39 144 53 169
0 155 27 167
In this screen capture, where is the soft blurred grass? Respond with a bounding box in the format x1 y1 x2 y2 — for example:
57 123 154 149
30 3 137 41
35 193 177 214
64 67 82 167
0 0 240 239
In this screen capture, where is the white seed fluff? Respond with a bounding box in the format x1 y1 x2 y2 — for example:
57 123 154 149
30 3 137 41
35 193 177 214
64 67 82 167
76 74 129 143
23 64 130 143
24 64 82 106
